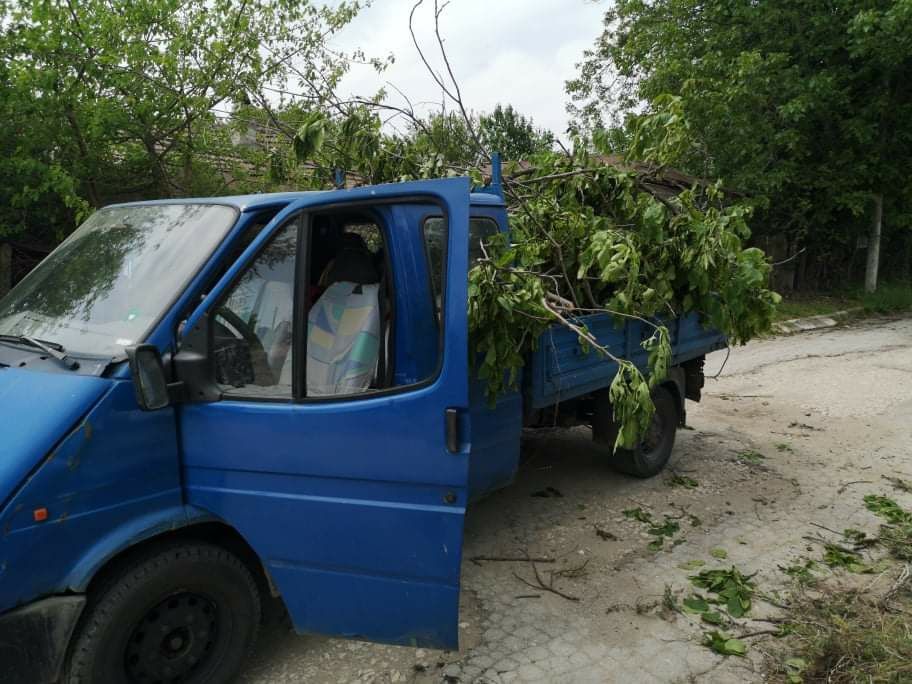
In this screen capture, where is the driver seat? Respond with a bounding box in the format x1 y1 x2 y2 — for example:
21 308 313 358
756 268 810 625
304 235 381 396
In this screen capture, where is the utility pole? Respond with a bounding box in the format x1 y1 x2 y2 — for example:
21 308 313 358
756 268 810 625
865 194 883 293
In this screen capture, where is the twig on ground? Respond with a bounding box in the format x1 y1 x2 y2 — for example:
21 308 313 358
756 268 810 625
470 555 555 565
549 560 589 581
809 522 844 536
837 480 873 494
880 564 911 608
512 560 581 602
736 629 782 639
756 593 792 610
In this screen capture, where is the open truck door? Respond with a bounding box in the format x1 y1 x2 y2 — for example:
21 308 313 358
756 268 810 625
176 178 472 648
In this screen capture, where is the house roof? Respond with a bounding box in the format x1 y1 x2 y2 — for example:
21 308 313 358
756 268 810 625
483 154 739 199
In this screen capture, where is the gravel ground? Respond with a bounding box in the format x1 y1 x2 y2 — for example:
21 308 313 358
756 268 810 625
240 315 912 683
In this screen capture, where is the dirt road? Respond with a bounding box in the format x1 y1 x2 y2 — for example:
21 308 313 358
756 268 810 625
241 316 912 683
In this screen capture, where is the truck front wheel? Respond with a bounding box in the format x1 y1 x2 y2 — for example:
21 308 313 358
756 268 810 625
65 542 261 684
594 385 678 478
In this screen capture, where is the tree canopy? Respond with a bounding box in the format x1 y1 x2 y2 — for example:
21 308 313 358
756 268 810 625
567 0 912 288
0 0 557 247
0 0 364 244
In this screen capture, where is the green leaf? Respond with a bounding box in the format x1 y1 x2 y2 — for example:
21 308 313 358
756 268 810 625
677 560 706 571
701 611 724 625
711 548 728 559
702 630 747 657
722 638 747 656
293 111 328 161
623 507 653 524
682 596 709 614
726 594 746 618
785 657 807 674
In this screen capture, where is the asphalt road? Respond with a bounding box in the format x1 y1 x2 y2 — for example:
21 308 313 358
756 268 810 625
240 315 912 683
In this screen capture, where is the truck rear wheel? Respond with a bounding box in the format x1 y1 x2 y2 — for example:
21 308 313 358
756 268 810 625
594 385 678 478
65 542 261 684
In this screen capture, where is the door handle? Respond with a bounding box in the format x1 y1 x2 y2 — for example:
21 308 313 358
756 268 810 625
445 408 460 454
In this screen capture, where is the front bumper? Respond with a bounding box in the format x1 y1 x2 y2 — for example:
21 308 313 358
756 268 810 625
0 595 86 684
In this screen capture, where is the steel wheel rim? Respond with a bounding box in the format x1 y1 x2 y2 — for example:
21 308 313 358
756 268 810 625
124 592 219 683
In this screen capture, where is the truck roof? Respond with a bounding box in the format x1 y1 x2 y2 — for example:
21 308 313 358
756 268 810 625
108 188 506 212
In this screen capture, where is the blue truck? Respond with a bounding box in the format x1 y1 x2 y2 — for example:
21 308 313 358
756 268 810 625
0 170 724 683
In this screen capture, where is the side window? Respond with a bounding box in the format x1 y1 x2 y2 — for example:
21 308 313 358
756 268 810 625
213 219 299 398
209 206 448 401
306 215 389 397
422 216 499 323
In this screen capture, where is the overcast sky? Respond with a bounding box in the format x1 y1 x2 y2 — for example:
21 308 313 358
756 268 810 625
330 0 606 137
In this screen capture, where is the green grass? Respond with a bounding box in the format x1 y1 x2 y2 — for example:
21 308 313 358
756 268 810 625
774 282 912 322
774 294 862 321
859 281 912 314
789 589 912 683
781 495 912 682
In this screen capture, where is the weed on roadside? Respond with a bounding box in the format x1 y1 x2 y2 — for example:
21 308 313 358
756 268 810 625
842 528 878 549
779 559 820 586
883 475 912 494
662 584 678 614
782 587 912 683
821 543 872 574
667 474 699 489
879 523 912 561
776 495 912 682
859 281 912 314
736 450 766 464
864 494 912 560
865 494 912 525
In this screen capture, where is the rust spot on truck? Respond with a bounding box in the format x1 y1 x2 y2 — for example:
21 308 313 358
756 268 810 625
66 421 93 471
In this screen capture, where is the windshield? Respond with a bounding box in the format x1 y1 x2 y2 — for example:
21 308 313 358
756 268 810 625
0 203 237 357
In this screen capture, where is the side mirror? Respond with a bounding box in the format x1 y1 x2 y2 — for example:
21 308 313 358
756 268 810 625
125 344 171 411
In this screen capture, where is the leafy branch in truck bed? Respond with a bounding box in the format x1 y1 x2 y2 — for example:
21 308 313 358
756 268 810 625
467 146 779 448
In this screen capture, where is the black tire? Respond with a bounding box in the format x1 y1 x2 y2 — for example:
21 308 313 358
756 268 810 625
594 385 679 478
65 543 261 684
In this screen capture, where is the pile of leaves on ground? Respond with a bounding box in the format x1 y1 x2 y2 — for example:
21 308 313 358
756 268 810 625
467 147 780 447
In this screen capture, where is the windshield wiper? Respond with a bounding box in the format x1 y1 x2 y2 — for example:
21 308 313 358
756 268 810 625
0 334 80 370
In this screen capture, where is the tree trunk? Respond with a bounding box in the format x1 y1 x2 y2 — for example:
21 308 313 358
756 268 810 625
865 194 883 293
64 107 101 207
0 243 12 298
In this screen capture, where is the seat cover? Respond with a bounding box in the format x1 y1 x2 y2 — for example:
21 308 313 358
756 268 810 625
306 282 381 395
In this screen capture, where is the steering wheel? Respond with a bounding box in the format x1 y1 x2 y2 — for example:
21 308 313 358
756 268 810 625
214 307 276 386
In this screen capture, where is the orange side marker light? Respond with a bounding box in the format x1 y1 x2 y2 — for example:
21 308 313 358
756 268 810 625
33 508 48 522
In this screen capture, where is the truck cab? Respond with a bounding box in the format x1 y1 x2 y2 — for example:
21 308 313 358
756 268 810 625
0 178 503 683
